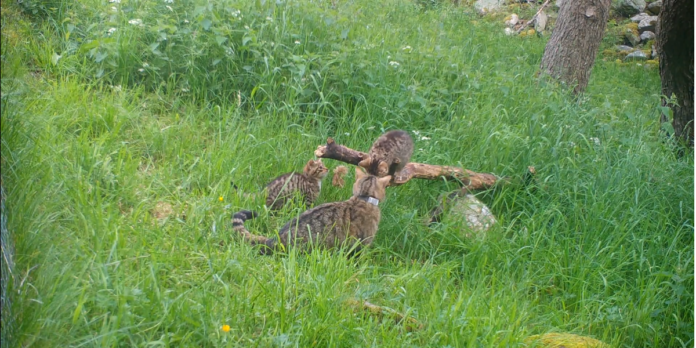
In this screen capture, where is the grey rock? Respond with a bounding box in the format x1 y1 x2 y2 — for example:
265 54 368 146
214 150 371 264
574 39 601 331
638 16 658 33
624 29 641 46
535 10 548 32
625 50 648 60
445 194 497 235
616 45 635 51
613 0 647 16
475 0 504 12
630 13 651 22
646 1 662 15
640 31 656 42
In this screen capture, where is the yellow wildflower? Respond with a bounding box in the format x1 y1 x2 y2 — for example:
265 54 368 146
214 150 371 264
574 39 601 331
221 324 230 332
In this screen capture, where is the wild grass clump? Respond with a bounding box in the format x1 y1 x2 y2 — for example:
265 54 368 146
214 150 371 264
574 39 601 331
2 0 693 347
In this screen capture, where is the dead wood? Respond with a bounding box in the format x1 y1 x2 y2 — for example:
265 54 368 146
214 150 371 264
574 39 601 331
315 138 532 188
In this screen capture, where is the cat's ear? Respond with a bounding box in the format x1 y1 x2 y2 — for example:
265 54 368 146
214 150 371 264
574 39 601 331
377 162 389 176
355 167 366 180
377 175 392 188
358 157 371 168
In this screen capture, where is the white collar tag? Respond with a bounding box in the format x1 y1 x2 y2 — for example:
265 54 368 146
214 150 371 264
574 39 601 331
366 197 379 206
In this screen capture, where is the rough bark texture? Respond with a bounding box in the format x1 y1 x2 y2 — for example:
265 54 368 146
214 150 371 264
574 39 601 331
657 0 694 146
540 0 611 94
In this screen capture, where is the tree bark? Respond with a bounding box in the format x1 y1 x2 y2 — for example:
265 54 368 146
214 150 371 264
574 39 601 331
657 0 694 146
540 0 611 94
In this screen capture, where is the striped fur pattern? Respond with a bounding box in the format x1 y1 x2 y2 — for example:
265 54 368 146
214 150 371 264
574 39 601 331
232 168 391 255
358 130 414 177
234 159 328 210
264 159 328 210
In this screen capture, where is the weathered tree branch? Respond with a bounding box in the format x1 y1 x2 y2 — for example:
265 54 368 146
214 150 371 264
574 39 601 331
315 138 532 188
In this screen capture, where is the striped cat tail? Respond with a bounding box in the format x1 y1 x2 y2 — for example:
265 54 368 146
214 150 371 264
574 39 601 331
232 210 258 230
231 210 275 254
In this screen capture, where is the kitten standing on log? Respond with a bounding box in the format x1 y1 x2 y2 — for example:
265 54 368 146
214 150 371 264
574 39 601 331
232 168 391 255
358 130 414 179
233 159 328 210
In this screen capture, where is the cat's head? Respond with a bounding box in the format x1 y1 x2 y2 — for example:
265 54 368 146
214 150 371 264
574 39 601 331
357 155 391 177
353 167 391 201
304 159 329 179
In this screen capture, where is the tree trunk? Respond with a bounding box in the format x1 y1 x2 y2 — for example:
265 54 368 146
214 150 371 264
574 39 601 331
540 0 611 94
657 0 694 146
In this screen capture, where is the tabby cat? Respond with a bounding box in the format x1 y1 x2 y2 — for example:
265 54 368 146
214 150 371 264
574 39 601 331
358 130 414 178
232 168 391 255
234 159 329 210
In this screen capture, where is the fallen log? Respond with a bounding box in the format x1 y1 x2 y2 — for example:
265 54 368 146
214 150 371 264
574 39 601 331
315 137 533 187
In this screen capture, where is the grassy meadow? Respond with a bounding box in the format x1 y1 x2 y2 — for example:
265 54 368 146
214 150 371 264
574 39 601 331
1 0 693 346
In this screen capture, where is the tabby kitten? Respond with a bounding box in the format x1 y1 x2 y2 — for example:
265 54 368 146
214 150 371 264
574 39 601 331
358 130 414 178
232 168 391 255
234 159 329 210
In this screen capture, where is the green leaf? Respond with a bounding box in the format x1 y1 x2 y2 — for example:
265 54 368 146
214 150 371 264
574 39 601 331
95 51 108 63
201 18 212 31
215 36 228 46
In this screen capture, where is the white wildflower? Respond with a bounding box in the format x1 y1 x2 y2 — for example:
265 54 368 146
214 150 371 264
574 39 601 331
420 136 430 141
419 148 424 152
389 61 400 67
111 85 122 92
142 62 150 68
110 6 117 12
344 132 350 136
401 45 412 52
294 40 301 45
182 87 189 92
166 5 173 11
568 141 576 148
107 27 117 36
590 137 601 146
412 130 420 136
164 0 173 3
128 18 143 26
183 19 189 23
138 68 145 73
266 16 273 22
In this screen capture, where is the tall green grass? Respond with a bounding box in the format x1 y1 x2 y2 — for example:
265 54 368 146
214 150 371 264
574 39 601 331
2 0 693 347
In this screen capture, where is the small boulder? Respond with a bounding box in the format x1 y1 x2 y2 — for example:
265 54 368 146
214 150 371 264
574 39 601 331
475 0 504 12
624 29 641 46
505 14 519 27
638 16 658 33
630 12 651 22
535 10 548 32
640 31 656 42
448 194 497 235
646 1 662 15
625 50 648 61
613 0 646 17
